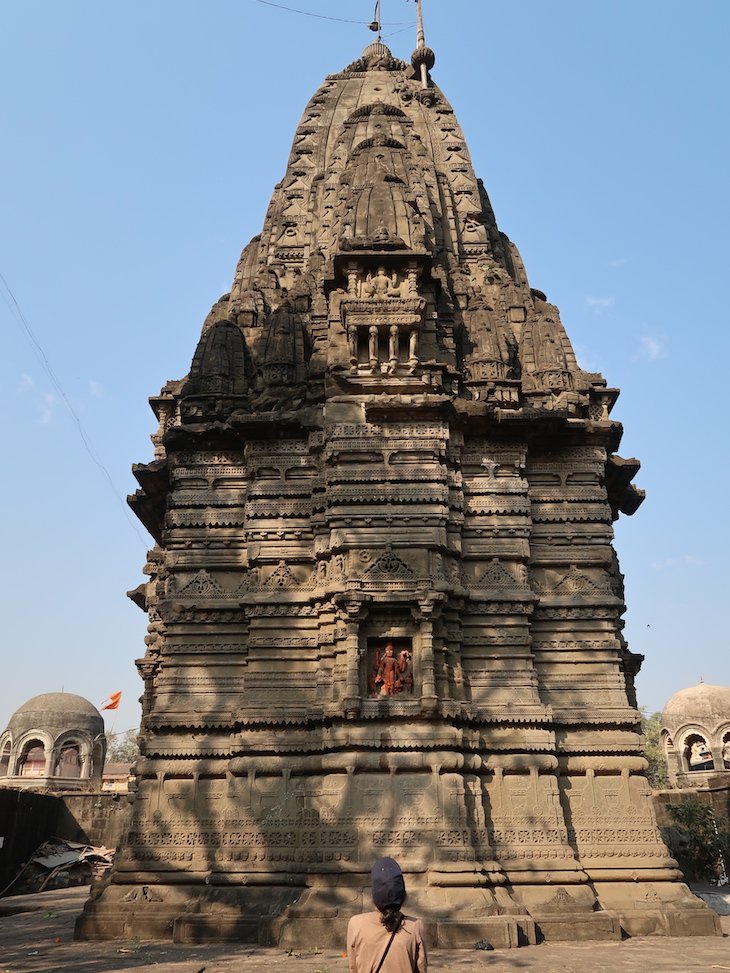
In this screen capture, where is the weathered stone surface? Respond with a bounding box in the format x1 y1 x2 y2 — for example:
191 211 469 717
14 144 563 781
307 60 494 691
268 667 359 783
76 25 719 946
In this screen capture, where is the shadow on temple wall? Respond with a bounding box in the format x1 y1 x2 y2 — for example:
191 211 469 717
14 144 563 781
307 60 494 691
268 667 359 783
90 612 650 940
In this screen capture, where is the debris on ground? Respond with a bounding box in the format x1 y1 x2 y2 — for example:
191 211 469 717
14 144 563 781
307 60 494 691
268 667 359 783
0 838 114 896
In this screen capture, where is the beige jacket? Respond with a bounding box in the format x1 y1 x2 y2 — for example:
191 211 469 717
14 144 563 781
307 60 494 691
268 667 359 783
347 911 427 973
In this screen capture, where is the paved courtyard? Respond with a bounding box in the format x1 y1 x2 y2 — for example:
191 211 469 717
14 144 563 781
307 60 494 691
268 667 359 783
1 887 729 973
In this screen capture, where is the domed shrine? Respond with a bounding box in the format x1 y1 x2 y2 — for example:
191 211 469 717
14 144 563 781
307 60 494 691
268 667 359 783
661 682 730 788
77 6 720 947
0 693 106 792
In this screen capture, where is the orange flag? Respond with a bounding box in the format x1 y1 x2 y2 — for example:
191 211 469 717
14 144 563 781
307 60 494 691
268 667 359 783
100 691 122 711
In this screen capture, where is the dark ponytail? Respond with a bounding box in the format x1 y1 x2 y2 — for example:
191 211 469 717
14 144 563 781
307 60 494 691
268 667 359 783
380 906 404 933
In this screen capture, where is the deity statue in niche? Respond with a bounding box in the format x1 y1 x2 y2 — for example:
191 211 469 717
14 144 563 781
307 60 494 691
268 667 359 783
532 305 569 371
372 220 392 243
465 290 508 363
362 267 402 299
234 285 265 328
369 641 413 696
288 268 314 312
462 214 485 242
266 300 298 364
723 738 730 768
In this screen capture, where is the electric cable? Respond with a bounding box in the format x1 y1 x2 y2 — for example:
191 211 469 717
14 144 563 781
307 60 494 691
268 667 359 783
253 0 411 26
0 269 149 548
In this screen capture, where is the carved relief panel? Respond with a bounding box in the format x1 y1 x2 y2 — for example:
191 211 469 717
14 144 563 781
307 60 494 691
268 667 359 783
339 261 426 375
560 770 670 866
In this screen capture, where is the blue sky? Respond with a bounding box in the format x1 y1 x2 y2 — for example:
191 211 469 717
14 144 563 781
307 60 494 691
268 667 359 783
1 1 728 738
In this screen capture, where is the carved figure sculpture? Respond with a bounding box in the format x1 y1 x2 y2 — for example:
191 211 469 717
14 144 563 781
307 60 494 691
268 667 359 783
363 266 401 299
462 215 484 241
372 220 391 242
270 301 297 358
373 643 409 696
398 649 413 694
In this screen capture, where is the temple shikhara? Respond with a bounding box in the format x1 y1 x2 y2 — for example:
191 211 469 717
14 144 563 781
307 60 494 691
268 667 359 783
77 8 720 946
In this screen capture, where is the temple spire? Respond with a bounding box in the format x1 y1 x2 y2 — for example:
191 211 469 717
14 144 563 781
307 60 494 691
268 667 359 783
411 0 435 89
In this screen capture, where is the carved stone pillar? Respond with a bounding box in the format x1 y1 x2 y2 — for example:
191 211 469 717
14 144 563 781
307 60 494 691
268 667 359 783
136 658 161 717
413 599 438 714
347 324 358 367
388 324 399 371
710 743 724 772
80 746 91 780
369 326 379 372
409 328 419 370
342 600 367 717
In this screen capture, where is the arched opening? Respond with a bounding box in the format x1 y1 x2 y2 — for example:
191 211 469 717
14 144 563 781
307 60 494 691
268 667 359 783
685 733 714 772
722 732 730 770
0 741 11 776
17 740 46 778
55 743 82 778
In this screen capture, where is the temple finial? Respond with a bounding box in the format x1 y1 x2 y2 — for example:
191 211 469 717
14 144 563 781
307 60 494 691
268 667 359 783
416 0 426 49
369 1 382 41
411 0 435 89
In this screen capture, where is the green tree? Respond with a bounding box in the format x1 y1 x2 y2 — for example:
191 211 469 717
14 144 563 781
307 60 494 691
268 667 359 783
106 728 139 766
640 708 669 788
667 798 730 883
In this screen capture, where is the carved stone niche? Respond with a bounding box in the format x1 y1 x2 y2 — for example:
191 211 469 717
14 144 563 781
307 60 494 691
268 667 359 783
360 617 420 716
339 260 426 375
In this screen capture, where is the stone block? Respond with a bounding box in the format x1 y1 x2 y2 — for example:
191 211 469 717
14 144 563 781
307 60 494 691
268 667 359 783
432 916 536 948
617 907 722 938
276 917 348 950
74 912 176 940
532 911 621 942
173 916 264 944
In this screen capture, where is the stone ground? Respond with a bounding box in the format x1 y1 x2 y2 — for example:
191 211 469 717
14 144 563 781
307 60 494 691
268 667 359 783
1 887 730 973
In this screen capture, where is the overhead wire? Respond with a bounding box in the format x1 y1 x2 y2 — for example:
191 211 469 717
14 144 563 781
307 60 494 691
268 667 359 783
3 3 419 555
0 269 149 548
253 0 412 26
381 23 415 40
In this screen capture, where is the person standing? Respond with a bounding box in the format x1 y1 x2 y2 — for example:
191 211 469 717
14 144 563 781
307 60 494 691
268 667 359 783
347 857 428 973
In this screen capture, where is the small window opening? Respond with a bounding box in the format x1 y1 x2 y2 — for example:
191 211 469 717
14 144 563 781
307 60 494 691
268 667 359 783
686 734 714 772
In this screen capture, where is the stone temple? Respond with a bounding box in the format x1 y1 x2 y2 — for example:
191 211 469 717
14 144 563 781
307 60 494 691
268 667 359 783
77 17 720 947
